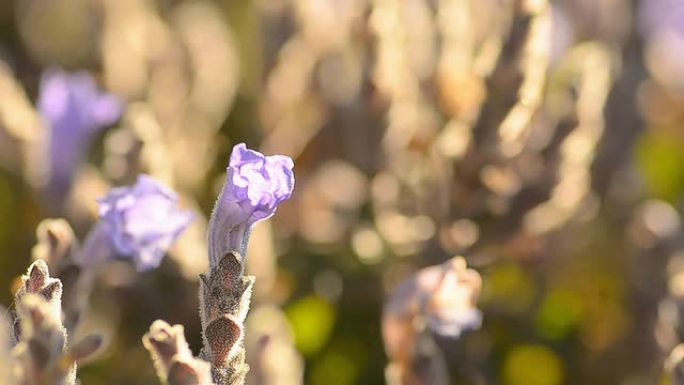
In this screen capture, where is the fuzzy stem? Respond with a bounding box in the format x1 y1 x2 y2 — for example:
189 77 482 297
63 223 114 335
199 251 254 385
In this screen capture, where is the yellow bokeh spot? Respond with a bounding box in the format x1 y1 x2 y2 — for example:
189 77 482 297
480 263 536 314
503 345 564 385
636 132 684 202
285 295 335 356
310 351 359 385
536 290 583 339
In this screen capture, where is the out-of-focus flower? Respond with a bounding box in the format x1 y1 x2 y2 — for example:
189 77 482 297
638 0 684 92
382 257 481 385
208 143 294 264
667 344 684 385
639 0 684 39
425 258 482 337
37 67 122 197
383 257 482 360
97 175 193 271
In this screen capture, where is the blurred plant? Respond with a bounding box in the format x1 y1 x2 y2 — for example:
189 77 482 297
0 0 683 384
383 257 482 385
97 174 193 271
10 260 104 385
37 68 122 204
143 320 214 385
2 174 191 384
667 343 684 385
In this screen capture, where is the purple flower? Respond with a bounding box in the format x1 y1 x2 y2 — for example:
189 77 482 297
97 175 193 271
208 143 294 265
225 143 295 225
37 68 122 199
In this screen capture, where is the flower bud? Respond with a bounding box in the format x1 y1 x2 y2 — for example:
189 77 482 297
208 143 294 267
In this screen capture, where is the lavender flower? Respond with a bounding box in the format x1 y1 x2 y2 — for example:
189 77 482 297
208 143 294 266
37 68 122 199
97 175 194 271
224 143 295 225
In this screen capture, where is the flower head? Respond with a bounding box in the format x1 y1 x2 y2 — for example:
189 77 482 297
227 143 295 224
208 143 294 265
38 68 122 198
97 175 193 271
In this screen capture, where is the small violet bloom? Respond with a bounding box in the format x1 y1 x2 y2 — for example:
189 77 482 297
97 175 194 271
208 143 294 266
38 68 122 199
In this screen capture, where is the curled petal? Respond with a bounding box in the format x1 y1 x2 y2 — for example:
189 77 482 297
208 144 294 266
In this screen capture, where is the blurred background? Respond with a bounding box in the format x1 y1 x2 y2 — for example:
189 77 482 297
0 0 683 384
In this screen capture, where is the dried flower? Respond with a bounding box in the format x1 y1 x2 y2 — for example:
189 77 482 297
37 68 122 197
98 175 194 271
208 143 294 265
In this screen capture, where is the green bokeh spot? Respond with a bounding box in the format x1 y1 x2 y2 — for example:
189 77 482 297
503 345 564 385
536 289 583 339
0 175 14 244
635 131 684 202
480 263 536 314
310 351 359 385
285 295 335 356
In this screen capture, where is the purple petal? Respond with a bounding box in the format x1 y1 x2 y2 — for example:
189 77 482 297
38 67 123 202
230 143 265 168
90 94 123 126
208 143 295 264
97 175 193 271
